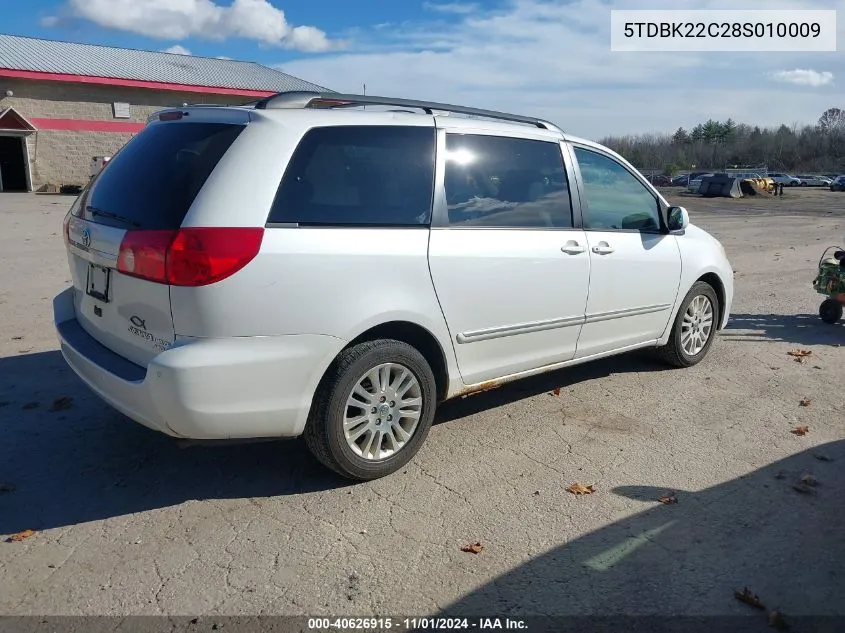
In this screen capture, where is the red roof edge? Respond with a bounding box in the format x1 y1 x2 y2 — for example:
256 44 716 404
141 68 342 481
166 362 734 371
0 69 277 97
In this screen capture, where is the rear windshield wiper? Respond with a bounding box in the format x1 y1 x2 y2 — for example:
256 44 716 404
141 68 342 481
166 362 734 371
86 206 141 228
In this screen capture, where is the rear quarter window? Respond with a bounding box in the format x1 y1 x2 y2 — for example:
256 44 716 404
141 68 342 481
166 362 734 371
268 125 435 226
81 121 245 230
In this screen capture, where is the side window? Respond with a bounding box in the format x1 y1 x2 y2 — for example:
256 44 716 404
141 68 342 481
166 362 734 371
443 134 573 228
268 126 435 226
573 147 662 231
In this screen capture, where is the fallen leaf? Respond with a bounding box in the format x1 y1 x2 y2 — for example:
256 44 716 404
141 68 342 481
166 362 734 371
461 541 484 554
768 610 789 630
787 349 812 358
566 482 596 495
799 474 818 487
48 396 74 412
552 387 561 396
799 398 811 407
814 453 834 462
790 425 809 436
657 492 678 504
11 336 23 341
734 587 766 610
6 529 36 543
0 483 15 493
794 357 807 364
533 490 540 496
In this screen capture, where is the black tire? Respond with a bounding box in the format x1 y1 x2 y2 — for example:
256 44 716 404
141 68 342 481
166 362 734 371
655 281 720 368
303 339 437 481
819 298 843 324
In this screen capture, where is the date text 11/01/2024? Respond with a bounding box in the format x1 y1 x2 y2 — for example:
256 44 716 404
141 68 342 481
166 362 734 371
307 618 528 631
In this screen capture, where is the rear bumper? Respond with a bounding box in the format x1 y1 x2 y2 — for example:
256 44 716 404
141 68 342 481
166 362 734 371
53 288 342 440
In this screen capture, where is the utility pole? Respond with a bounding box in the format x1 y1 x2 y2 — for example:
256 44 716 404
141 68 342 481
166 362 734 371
363 83 366 95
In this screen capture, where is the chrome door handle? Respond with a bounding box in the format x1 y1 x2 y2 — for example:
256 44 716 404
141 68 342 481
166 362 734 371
561 241 586 254
592 243 614 254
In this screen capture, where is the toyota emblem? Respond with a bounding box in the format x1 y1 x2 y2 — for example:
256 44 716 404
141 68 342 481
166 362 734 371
81 227 91 248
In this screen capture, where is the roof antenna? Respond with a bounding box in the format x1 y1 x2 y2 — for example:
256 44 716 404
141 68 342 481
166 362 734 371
362 83 366 110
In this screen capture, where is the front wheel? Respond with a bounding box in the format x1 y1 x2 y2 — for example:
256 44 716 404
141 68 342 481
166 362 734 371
655 282 720 368
304 339 437 481
819 298 843 324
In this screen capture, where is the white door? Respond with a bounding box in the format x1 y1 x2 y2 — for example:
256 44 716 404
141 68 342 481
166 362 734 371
428 129 590 386
569 144 682 358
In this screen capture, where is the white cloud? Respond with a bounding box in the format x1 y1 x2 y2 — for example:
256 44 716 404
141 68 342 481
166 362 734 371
283 25 336 53
280 0 844 138
66 0 341 52
422 2 478 13
162 44 192 55
770 69 834 87
40 15 60 27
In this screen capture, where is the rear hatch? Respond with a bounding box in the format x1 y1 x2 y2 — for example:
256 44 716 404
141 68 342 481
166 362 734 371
63 110 249 367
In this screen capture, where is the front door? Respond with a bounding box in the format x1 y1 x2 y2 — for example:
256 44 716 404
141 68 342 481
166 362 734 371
569 144 682 358
0 136 27 191
428 129 591 386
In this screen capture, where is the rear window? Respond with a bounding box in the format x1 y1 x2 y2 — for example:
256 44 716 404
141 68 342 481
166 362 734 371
268 125 435 226
81 122 244 230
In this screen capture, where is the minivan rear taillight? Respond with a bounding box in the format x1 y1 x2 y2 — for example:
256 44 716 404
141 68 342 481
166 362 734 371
117 227 264 286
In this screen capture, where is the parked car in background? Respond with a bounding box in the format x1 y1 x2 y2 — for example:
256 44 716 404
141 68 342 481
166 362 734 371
688 173 714 193
768 173 801 186
671 175 689 186
645 174 672 186
796 175 833 187
53 91 734 480
830 175 845 191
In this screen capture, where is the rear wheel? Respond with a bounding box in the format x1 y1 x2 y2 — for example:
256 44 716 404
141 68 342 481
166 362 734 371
656 282 719 368
819 299 843 324
304 339 437 481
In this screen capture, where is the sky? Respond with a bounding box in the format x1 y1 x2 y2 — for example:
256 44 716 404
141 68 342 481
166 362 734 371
3 0 843 140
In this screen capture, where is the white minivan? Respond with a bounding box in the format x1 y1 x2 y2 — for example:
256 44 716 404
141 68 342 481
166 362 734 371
54 92 734 480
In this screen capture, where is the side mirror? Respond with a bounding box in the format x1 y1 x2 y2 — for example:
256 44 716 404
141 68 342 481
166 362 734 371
667 205 689 232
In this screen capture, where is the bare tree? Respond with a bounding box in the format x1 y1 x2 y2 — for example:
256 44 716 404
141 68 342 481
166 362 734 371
600 109 845 174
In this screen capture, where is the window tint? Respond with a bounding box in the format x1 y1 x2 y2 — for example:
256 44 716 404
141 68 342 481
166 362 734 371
443 134 572 228
574 147 661 231
269 126 435 226
83 122 244 230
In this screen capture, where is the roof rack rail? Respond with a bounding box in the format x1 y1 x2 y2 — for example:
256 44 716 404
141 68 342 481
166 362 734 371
253 91 563 133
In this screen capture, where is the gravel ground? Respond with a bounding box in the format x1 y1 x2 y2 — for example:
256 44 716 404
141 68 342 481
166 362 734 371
0 189 843 620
